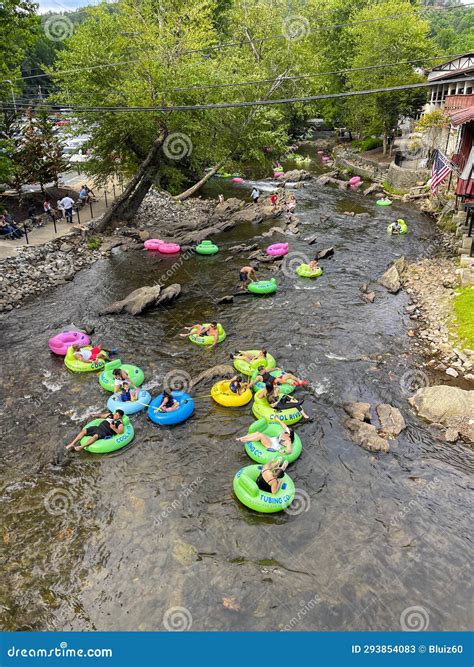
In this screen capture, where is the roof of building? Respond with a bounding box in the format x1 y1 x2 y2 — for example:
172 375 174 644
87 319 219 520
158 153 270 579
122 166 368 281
428 54 474 82
446 106 474 127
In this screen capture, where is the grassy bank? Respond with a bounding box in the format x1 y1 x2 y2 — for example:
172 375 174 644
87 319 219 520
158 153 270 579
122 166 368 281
452 287 474 350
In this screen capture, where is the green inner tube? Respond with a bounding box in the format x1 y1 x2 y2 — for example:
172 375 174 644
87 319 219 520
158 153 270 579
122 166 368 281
387 220 408 235
250 368 294 395
189 323 226 346
252 394 303 426
296 264 323 278
80 416 134 453
376 198 392 206
244 418 302 464
98 360 145 392
195 240 219 255
233 464 296 513
248 278 277 295
233 351 276 376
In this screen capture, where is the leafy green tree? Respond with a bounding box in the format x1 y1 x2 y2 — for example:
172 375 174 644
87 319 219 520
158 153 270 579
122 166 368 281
7 108 67 196
345 0 432 154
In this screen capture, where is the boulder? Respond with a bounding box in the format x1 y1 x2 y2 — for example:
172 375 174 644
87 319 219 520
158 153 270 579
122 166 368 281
100 283 181 316
378 265 401 293
409 386 474 424
316 247 334 260
281 169 312 182
190 364 235 388
344 402 371 422
345 418 390 453
376 404 406 437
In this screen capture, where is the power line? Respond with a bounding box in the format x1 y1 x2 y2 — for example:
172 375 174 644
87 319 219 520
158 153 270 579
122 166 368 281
2 52 469 109
0 76 468 114
2 1 473 85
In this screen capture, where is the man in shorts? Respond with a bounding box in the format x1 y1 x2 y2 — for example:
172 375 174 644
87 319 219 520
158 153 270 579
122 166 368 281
239 265 257 290
65 410 124 451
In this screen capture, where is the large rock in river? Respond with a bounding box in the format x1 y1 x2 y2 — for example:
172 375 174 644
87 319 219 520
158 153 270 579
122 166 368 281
409 385 474 444
409 386 474 423
280 169 312 182
344 418 390 453
376 403 406 437
378 265 401 293
100 284 181 316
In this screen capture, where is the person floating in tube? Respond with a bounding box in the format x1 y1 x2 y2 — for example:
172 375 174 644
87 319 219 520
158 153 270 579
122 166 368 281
65 410 124 451
180 322 220 346
389 220 402 235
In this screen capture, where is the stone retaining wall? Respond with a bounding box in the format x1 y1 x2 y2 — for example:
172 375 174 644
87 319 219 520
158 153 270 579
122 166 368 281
386 162 431 191
334 149 389 181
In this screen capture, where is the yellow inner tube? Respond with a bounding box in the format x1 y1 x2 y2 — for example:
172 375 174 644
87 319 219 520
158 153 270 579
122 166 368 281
210 380 252 407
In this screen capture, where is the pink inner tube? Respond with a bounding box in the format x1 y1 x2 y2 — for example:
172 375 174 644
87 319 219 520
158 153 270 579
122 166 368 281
48 330 90 356
274 171 284 178
317 150 324 155
322 156 330 162
231 177 244 183
158 242 181 254
349 176 361 185
144 239 163 251
267 242 289 257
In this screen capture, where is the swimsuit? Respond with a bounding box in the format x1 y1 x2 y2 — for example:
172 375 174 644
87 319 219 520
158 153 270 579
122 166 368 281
85 418 120 439
239 272 247 282
256 472 281 493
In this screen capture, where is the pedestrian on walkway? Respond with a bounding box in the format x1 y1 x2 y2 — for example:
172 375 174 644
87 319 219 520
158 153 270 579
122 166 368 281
59 195 75 224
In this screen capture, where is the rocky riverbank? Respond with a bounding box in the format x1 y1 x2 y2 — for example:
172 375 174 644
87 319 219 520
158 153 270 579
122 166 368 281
402 257 473 382
0 189 282 312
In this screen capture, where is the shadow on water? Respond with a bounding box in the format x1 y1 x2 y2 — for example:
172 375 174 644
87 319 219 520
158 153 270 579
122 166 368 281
0 179 471 632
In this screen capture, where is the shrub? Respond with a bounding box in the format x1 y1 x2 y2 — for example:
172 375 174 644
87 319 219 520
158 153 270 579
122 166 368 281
87 236 102 250
352 137 383 152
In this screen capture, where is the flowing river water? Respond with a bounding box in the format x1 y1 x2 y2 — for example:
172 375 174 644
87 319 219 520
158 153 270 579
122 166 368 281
0 172 472 632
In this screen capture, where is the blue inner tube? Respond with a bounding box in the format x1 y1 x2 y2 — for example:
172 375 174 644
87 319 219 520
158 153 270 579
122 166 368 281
147 391 194 425
107 389 151 415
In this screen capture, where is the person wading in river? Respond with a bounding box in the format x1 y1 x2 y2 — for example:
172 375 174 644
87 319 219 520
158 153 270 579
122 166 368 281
239 265 257 290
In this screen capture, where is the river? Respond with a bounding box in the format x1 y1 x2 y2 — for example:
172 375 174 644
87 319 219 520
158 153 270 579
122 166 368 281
0 172 471 632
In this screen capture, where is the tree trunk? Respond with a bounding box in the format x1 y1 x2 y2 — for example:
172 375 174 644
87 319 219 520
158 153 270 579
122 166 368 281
95 127 167 233
382 131 388 156
174 162 223 201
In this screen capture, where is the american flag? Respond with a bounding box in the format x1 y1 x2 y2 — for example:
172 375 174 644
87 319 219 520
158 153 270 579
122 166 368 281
431 150 452 193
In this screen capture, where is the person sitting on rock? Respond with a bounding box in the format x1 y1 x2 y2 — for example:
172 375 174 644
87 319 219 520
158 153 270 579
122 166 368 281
239 265 257 290
65 409 124 451
237 424 295 455
154 389 180 413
